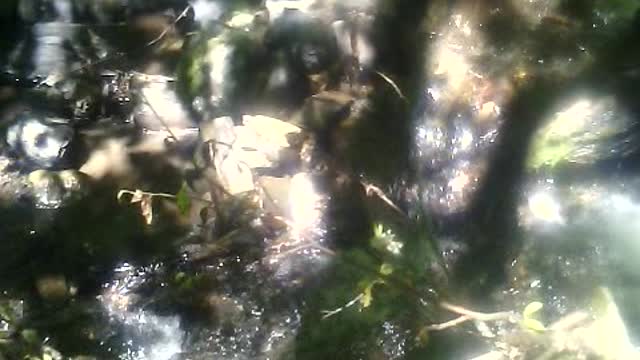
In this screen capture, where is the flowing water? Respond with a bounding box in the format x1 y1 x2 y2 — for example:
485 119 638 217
1 1 639 359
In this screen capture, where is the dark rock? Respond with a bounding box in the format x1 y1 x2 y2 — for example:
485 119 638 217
5 113 74 169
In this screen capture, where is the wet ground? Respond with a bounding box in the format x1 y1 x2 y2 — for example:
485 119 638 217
1 1 640 359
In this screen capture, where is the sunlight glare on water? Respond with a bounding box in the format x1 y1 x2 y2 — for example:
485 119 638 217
288 172 324 240
98 263 184 360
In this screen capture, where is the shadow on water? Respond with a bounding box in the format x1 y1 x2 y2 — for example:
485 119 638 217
454 2 640 297
293 1 460 359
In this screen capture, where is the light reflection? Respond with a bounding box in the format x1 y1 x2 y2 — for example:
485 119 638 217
288 172 323 239
414 3 510 216
191 0 224 25
98 263 184 360
265 0 316 20
433 46 470 93
206 42 234 105
549 99 593 138
526 190 564 225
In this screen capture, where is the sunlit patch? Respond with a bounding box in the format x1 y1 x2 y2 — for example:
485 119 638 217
426 86 441 101
191 0 224 25
332 19 376 69
549 99 593 137
226 12 257 29
421 161 483 215
526 190 564 225
433 46 471 93
511 0 560 24
265 0 316 20
447 172 470 193
80 139 132 180
288 173 324 239
528 96 634 169
206 41 234 105
98 263 183 360
414 121 447 166
608 193 637 213
453 126 474 153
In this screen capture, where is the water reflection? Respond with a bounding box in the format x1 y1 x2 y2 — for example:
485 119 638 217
414 4 506 219
99 263 184 360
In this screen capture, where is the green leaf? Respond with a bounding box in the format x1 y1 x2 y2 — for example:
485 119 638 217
176 183 191 215
379 263 393 276
522 301 546 332
359 279 384 309
523 301 544 318
523 318 546 332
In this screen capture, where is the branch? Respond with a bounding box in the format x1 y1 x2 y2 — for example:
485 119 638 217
425 302 515 332
321 293 364 319
361 181 406 217
375 71 407 102
146 5 193 47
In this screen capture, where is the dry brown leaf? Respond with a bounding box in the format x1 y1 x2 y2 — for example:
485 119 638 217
130 189 145 203
140 195 154 225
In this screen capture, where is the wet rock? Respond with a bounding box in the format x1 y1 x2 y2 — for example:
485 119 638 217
132 74 199 153
18 0 74 23
258 175 291 216
27 169 88 209
527 96 637 170
332 17 376 70
261 56 312 113
35 274 70 302
177 14 269 118
5 113 74 169
291 90 354 132
266 9 339 75
100 70 135 119
97 262 184 360
0 297 23 337
0 155 29 204
203 293 245 326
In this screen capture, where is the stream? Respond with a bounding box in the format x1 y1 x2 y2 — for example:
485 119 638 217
1 1 640 359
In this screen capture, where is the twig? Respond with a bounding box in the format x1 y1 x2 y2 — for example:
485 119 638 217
375 71 407 102
321 293 364 319
270 241 336 258
426 315 472 330
138 89 179 142
361 181 406 217
425 302 515 332
147 5 193 47
440 302 515 322
117 189 214 205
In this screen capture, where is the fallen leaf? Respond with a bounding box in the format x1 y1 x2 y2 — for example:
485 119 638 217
140 194 154 225
131 189 145 203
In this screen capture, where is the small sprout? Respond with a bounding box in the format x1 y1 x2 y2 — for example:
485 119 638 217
359 279 385 309
373 223 385 238
523 301 544 318
522 301 546 332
